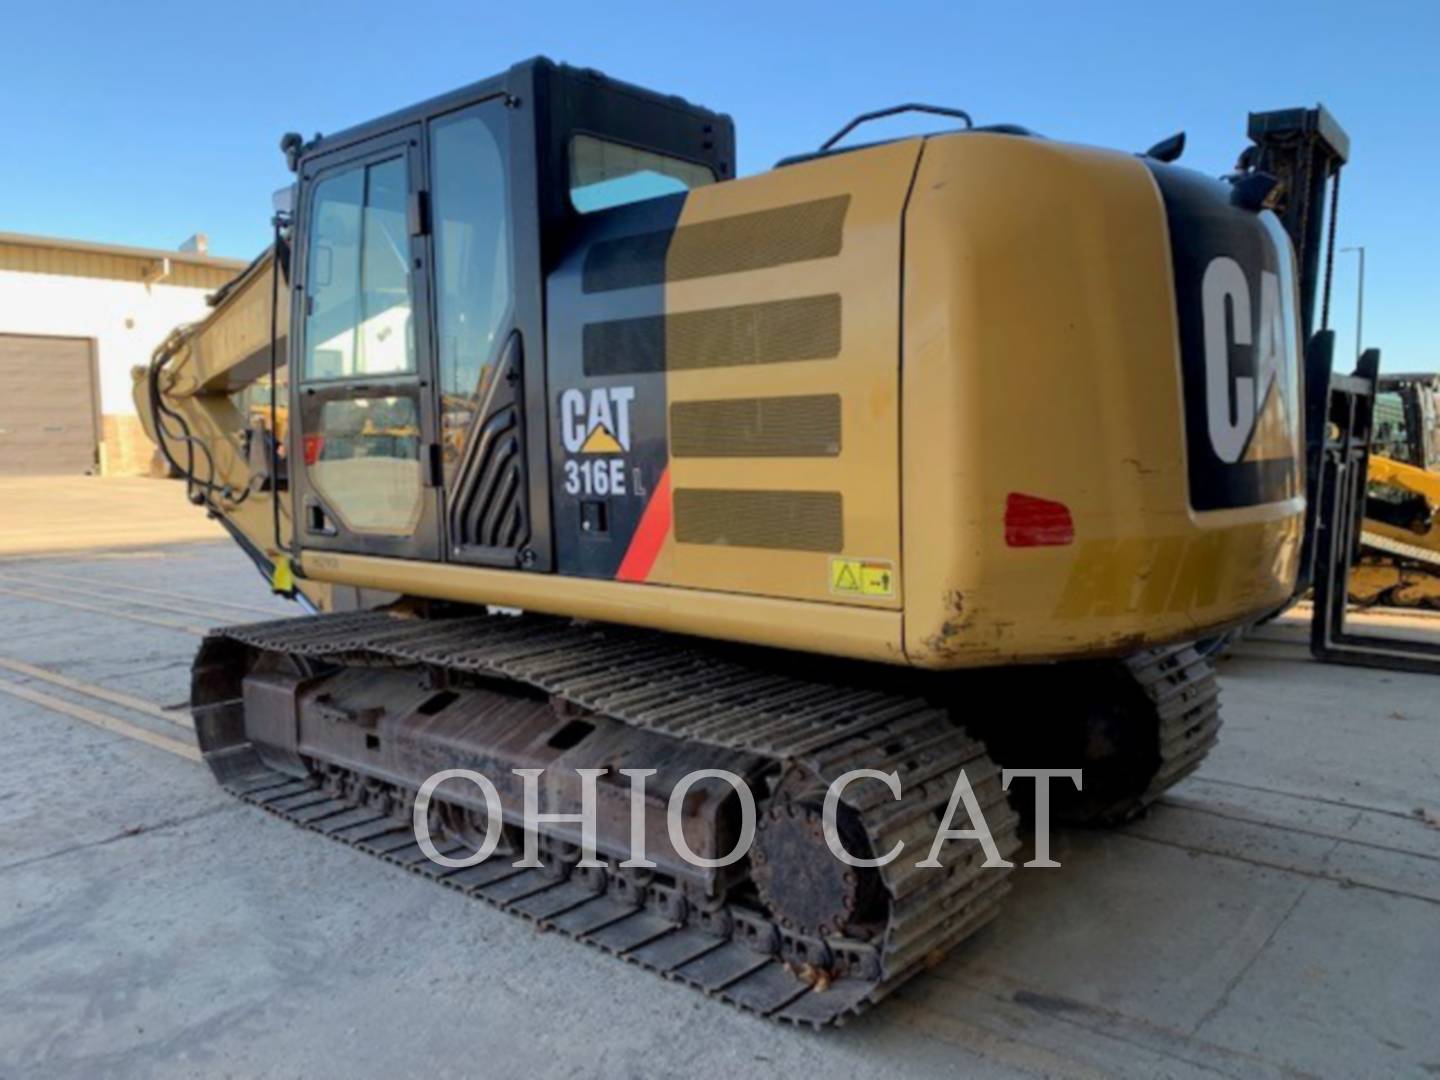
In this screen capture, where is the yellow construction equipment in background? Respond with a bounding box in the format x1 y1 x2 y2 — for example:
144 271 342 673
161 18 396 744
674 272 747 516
1350 373 1440 607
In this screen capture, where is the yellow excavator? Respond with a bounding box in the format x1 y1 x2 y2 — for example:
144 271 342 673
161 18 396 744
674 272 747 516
1349 373 1440 607
135 59 1349 1025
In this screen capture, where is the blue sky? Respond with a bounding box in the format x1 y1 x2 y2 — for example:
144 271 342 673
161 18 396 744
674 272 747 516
2 0 1435 370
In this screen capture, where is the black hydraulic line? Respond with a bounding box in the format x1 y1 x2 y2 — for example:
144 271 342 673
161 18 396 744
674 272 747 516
147 333 249 510
1300 141 1317 329
148 341 204 498
1320 169 1341 332
147 339 190 486
267 222 285 560
212 508 277 588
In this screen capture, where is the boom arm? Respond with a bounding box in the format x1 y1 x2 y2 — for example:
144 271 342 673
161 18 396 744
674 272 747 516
132 248 332 610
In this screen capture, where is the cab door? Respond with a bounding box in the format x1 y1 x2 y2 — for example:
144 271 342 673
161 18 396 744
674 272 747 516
423 99 533 568
292 126 442 560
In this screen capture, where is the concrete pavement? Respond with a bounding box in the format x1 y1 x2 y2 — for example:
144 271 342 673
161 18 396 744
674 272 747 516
0 541 1437 1078
0 477 223 556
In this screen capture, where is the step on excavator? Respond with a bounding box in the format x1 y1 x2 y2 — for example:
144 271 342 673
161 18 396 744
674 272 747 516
136 59 1349 1025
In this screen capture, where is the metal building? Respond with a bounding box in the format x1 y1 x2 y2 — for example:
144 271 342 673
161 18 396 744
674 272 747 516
0 231 245 476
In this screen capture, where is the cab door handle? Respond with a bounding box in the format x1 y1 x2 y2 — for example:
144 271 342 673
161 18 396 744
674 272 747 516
422 442 443 488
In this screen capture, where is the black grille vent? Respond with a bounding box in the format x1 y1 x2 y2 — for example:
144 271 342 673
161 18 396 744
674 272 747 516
451 404 527 550
673 489 842 552
449 332 529 560
671 395 841 458
583 195 849 293
583 295 840 376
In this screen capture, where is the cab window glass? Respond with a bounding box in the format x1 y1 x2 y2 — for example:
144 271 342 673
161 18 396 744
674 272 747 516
431 108 512 480
304 157 415 379
231 367 290 462
569 134 715 213
1373 391 1410 462
306 395 422 534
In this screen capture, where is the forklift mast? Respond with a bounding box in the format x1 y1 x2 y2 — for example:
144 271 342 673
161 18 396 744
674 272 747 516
1256 112 1440 673
1238 105 1349 596
1243 106 1350 339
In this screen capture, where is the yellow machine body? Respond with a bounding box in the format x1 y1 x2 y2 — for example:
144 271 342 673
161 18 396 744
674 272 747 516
1350 453 1440 608
139 119 1306 668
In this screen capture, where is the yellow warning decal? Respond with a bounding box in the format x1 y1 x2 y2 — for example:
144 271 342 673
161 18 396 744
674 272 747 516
830 557 896 598
580 424 623 454
271 554 295 596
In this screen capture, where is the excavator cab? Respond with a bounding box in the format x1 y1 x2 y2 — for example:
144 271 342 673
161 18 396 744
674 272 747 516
286 59 732 570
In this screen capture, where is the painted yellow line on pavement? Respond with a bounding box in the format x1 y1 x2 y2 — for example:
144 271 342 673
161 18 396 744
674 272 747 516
0 550 170 564
0 655 192 730
0 584 207 636
0 676 201 762
18 567 281 618
0 573 234 627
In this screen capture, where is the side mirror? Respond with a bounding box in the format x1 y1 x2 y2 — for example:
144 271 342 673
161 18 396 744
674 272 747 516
272 184 296 216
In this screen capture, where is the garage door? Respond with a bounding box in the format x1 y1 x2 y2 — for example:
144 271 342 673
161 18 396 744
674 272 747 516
0 335 99 476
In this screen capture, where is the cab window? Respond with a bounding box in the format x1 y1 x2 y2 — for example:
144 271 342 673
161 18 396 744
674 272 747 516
304 157 415 379
1373 391 1410 463
300 151 424 541
569 134 715 213
430 107 512 481
307 395 423 535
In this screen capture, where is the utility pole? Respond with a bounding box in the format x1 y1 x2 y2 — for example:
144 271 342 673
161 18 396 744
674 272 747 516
1341 245 1366 360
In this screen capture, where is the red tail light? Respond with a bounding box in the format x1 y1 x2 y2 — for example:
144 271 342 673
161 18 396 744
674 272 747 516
303 433 325 466
1005 493 1075 547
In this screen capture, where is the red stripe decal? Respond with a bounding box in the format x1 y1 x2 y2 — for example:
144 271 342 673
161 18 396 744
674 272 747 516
616 467 672 582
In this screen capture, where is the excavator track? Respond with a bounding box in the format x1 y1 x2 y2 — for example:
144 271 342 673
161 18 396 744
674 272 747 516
194 609 1023 1027
1088 644 1222 823
1361 531 1440 570
191 611 1218 1024
960 642 1222 827
1351 532 1440 610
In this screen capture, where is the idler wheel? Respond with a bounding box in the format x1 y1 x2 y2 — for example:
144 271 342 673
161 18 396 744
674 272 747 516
750 797 882 937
